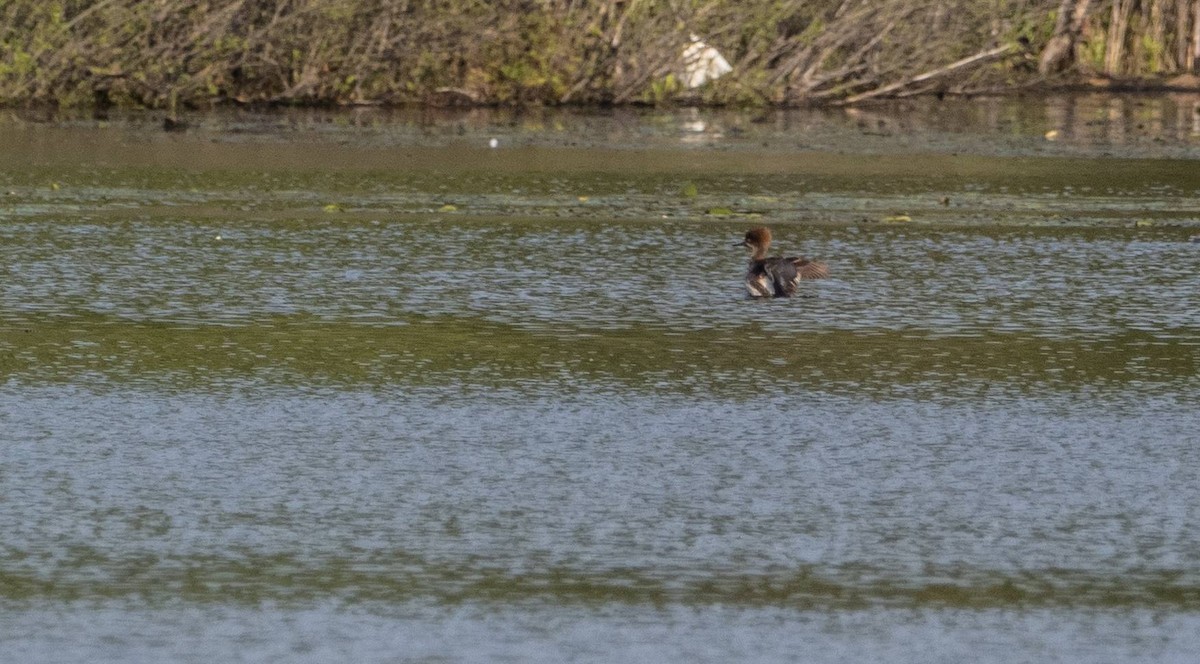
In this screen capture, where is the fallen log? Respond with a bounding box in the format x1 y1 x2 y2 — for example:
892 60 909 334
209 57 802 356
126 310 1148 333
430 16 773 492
838 43 1017 105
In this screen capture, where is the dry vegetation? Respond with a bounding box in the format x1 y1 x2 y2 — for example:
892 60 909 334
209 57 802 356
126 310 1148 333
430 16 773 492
2 0 1199 109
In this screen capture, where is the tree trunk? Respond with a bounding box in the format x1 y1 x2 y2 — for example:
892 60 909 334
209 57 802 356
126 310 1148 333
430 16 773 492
1104 0 1134 76
1038 0 1095 74
1192 0 1200 71
1148 0 1166 72
1178 0 1193 70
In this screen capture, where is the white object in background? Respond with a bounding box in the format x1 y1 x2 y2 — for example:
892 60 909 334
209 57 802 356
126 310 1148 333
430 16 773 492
682 34 732 89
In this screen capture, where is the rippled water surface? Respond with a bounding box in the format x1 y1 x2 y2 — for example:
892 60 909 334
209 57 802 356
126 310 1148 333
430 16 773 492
2 100 1200 662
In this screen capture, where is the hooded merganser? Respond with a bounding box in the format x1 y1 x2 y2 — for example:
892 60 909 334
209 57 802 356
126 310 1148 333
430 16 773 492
736 226 829 298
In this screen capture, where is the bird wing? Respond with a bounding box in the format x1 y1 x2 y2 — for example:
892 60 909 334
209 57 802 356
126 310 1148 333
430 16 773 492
789 257 829 280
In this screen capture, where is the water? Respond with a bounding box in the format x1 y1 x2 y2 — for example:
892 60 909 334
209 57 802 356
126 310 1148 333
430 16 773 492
2 98 1200 662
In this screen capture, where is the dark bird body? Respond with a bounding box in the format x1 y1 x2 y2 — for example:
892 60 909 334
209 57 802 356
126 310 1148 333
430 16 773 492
737 226 829 298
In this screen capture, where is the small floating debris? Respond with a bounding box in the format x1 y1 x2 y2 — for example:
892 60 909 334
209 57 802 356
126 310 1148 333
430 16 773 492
882 213 913 223
706 206 734 216
322 203 343 213
682 34 733 89
215 234 223 241
437 204 458 212
1135 219 1154 227
49 182 61 191
1044 129 1060 141
488 138 499 149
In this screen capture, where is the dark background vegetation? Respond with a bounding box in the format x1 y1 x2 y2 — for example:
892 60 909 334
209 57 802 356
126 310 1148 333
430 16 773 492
2 0 1199 109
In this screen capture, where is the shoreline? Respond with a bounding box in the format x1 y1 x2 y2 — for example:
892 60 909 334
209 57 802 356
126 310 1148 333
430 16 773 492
3 75 1200 113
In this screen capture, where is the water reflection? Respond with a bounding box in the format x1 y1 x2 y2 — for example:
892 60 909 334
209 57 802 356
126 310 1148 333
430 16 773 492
3 93 1199 158
1041 94 1200 145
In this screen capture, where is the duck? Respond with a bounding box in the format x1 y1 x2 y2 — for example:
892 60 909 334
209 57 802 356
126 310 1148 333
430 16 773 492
736 226 829 298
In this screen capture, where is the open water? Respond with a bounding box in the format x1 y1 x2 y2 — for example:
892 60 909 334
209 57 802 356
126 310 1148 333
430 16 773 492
2 96 1200 662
